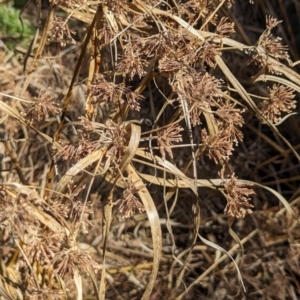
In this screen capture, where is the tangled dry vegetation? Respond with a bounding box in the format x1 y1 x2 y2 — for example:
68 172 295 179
0 0 300 299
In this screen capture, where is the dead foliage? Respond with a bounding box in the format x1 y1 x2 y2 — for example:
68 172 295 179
0 0 300 299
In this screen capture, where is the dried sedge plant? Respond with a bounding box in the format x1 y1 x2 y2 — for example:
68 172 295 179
50 16 76 47
21 88 61 124
221 174 255 218
157 124 183 160
104 121 128 166
22 0 295 243
0 181 98 299
1 0 299 298
249 15 292 75
116 180 145 219
261 84 296 124
88 74 144 110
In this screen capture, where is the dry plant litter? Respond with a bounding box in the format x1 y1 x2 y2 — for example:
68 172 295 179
0 0 300 299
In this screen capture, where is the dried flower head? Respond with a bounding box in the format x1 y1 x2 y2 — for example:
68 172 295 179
266 15 282 30
215 102 245 145
21 88 61 124
54 131 100 161
261 84 296 124
64 182 92 234
173 71 223 125
97 24 114 45
216 17 235 36
181 0 213 23
116 54 146 80
78 116 95 132
69 200 92 234
201 128 234 163
159 57 183 73
24 231 64 264
187 41 220 67
117 180 145 219
50 16 76 47
222 174 255 218
54 139 76 161
89 74 123 104
157 124 183 160
89 75 144 110
123 88 144 111
0 191 33 238
131 32 178 58
222 125 244 146
216 102 245 127
249 16 292 74
106 0 127 14
105 122 127 165
74 131 101 159
52 247 100 277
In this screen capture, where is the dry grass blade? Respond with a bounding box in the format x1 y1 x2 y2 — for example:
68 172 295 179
20 6 54 96
176 229 259 300
254 74 300 93
137 172 221 189
73 269 83 300
126 164 162 300
99 190 112 300
138 173 295 217
26 203 67 233
55 6 99 142
0 275 15 300
119 123 141 171
85 266 100 300
55 149 105 193
136 149 198 195
242 181 296 218
198 234 246 292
